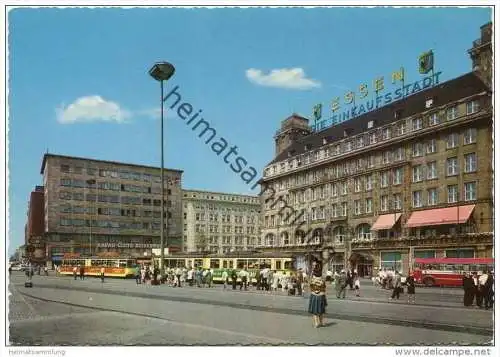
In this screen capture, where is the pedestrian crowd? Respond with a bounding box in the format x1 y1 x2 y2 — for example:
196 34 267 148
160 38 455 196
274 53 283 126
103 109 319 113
462 270 494 309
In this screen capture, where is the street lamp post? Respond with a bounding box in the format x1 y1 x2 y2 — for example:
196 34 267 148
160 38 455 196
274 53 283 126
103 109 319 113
149 62 176 279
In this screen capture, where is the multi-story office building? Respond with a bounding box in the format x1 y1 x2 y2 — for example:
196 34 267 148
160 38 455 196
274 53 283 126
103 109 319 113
39 153 183 265
182 189 261 253
260 23 493 276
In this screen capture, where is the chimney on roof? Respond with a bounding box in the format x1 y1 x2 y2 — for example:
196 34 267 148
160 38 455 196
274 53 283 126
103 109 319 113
274 114 312 157
468 22 492 88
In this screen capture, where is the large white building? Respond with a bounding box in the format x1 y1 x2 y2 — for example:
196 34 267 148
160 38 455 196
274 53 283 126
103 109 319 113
182 190 261 253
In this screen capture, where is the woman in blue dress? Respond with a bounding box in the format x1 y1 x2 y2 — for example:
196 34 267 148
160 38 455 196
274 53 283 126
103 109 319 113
308 266 327 328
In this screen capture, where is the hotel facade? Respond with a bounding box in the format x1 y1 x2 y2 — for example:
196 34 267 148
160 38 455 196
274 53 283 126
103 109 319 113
39 154 184 265
259 23 493 276
182 189 261 253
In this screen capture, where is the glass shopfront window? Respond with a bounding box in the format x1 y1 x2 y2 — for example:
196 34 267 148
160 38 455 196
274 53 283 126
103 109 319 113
380 252 402 272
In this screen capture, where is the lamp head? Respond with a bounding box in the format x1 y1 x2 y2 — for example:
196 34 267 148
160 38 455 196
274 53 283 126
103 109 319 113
149 62 176 81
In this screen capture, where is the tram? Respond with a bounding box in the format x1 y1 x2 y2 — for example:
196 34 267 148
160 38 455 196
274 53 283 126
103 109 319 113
59 256 138 278
153 252 295 283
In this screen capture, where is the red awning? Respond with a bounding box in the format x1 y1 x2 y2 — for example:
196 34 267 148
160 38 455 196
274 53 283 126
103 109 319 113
371 213 402 230
406 205 475 228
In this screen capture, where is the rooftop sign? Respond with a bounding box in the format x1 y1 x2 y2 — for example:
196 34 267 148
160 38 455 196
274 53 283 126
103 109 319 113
311 50 440 132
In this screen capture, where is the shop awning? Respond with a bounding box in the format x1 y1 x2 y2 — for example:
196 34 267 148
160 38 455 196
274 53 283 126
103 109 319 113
371 213 402 230
406 205 475 228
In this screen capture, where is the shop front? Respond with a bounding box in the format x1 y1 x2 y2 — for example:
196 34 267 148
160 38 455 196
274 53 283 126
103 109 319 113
349 252 373 277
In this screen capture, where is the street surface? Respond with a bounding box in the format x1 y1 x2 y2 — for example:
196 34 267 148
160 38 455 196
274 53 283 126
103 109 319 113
8 272 493 345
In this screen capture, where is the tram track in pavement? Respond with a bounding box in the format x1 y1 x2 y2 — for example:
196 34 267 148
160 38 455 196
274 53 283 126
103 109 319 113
14 283 493 337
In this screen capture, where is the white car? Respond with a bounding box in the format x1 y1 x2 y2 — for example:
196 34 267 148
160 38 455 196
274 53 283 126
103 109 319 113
10 264 27 271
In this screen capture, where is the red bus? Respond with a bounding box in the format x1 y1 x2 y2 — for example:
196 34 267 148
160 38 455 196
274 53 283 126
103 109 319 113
412 257 494 287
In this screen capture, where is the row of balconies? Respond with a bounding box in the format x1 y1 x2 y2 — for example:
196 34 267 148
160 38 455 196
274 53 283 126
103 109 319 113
266 105 489 181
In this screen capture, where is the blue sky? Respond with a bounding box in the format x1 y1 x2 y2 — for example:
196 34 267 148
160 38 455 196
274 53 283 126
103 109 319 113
7 7 492 254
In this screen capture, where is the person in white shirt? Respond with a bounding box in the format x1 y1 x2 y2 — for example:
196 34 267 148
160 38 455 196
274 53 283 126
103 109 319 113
354 274 361 297
239 268 249 291
261 268 270 291
477 271 489 308
175 267 182 287
221 270 228 289
187 268 194 286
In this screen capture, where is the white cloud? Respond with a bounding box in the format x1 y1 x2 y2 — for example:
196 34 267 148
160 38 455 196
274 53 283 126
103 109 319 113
56 96 132 124
245 67 321 90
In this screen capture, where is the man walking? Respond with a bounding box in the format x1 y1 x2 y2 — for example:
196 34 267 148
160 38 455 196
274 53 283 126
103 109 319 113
390 271 402 300
135 265 141 284
231 269 238 290
239 268 249 291
336 270 347 299
222 269 228 289
297 268 304 296
175 266 182 288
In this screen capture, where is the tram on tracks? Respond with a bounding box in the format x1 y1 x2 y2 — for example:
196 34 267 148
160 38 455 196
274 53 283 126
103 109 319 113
58 255 138 278
153 252 295 283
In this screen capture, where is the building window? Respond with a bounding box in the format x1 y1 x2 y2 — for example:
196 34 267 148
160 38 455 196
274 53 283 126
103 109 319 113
412 118 423 131
60 164 70 173
357 224 372 240
398 122 406 135
464 153 477 173
446 133 459 149
354 200 361 215
412 143 423 157
393 147 404 161
365 198 373 214
367 155 375 168
381 252 402 272
60 178 72 186
446 106 458 121
446 249 474 258
466 100 480 115
429 113 439 126
345 141 352 152
464 182 477 201
354 177 361 193
331 183 338 197
464 128 477 145
414 250 436 258
412 165 423 182
426 139 437 154
393 167 403 185
332 204 339 218
382 128 390 140
427 188 438 206
380 195 388 211
393 194 402 210
426 161 437 180
365 174 373 191
412 191 423 208
341 202 347 217
446 157 458 176
382 151 391 164
447 185 458 203
380 171 389 188
341 181 348 195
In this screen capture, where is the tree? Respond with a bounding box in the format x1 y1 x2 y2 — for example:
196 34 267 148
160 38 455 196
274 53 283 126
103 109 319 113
195 232 208 253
